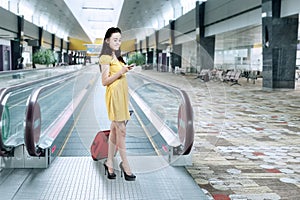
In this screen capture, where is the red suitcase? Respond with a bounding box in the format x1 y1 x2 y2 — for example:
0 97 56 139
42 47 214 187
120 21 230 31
90 130 110 161
91 110 133 161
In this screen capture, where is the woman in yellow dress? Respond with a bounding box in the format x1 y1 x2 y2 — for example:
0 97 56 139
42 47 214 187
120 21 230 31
99 27 136 181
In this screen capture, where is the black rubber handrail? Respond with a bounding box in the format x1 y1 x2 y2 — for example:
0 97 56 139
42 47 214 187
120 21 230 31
177 89 194 155
0 70 79 156
0 88 7 156
0 64 83 75
24 73 79 156
129 73 194 155
0 67 48 75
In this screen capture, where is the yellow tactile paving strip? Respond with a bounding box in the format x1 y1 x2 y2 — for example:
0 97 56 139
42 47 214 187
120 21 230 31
138 70 300 200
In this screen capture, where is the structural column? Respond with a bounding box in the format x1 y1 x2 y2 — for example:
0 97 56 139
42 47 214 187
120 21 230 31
262 0 298 89
60 38 63 63
198 2 215 70
134 42 138 52
155 30 162 71
51 34 55 51
11 15 24 70
170 20 182 71
145 36 150 64
32 27 43 54
139 40 142 53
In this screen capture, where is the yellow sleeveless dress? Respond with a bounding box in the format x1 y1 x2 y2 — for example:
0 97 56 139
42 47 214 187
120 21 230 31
99 55 130 121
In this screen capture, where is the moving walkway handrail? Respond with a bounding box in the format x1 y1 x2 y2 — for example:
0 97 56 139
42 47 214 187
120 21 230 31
177 89 194 154
129 73 194 155
0 67 48 75
24 73 78 156
0 64 83 76
0 70 79 155
0 88 5 155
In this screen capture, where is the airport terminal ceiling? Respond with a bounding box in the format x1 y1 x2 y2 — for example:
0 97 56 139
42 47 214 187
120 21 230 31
6 0 205 42
4 0 293 50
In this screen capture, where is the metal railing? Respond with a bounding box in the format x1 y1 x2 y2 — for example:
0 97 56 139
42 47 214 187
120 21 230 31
24 67 97 156
0 65 84 88
127 73 194 156
0 69 80 156
24 74 77 156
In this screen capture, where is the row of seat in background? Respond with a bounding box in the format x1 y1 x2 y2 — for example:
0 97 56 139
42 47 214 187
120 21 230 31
196 69 259 86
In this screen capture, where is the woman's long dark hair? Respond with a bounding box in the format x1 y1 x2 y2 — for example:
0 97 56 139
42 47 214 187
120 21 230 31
99 27 126 64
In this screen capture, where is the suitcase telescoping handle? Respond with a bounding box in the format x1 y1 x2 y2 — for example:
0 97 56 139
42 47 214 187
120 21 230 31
125 110 134 125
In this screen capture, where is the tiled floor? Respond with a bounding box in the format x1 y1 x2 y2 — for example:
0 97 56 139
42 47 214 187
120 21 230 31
138 70 300 200
0 156 208 200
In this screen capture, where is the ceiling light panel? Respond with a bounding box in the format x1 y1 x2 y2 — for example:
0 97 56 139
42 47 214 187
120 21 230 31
64 0 123 41
82 7 114 10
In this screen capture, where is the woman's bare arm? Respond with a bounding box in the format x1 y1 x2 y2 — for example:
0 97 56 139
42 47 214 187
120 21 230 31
101 64 130 86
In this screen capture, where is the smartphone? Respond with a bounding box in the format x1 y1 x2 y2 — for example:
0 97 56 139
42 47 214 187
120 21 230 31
128 63 135 70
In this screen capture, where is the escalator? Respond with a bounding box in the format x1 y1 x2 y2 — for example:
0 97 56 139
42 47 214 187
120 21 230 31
1 68 194 168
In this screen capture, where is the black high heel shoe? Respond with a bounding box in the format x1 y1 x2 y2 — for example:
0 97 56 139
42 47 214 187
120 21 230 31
103 162 116 179
119 162 136 181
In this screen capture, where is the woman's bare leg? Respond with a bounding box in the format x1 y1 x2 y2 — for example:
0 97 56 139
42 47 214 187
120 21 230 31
106 122 117 172
115 121 132 174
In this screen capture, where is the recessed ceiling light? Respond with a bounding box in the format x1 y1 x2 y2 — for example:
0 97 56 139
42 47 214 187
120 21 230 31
82 7 114 10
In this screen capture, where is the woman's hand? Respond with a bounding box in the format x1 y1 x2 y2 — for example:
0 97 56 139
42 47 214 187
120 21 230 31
120 63 135 74
127 63 135 70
